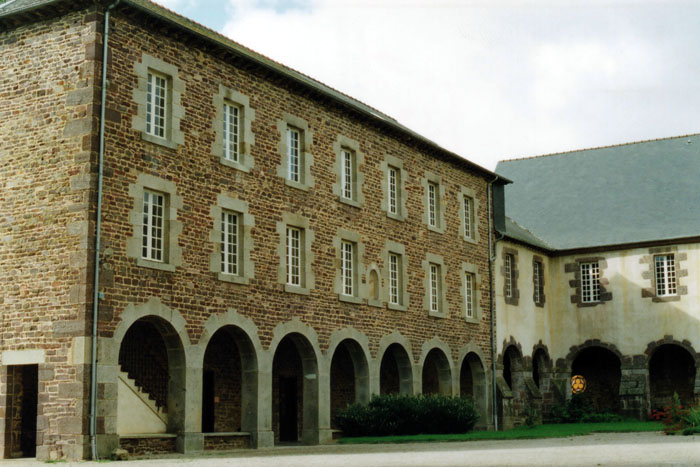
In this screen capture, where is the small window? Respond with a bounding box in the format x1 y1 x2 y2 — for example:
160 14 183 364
463 196 475 240
533 260 544 304
389 252 402 305
287 127 301 183
655 254 677 296
464 272 475 318
428 182 439 228
221 210 239 275
146 71 168 139
341 149 355 201
223 101 241 163
341 240 355 296
388 166 399 215
429 263 441 313
142 190 165 262
504 253 514 298
286 227 302 286
580 261 600 303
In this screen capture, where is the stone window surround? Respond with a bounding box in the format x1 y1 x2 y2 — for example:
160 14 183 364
461 262 482 323
380 155 408 222
421 171 446 234
127 173 183 272
501 247 519 306
212 84 255 172
132 53 185 150
458 187 480 244
332 135 365 208
276 212 315 295
333 228 366 304
641 246 688 303
209 194 255 285
532 255 546 308
423 252 449 318
382 240 410 312
276 113 315 191
566 256 612 307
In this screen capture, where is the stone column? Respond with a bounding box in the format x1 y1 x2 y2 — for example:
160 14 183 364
619 356 647 420
95 337 119 459
175 360 203 453
251 357 274 448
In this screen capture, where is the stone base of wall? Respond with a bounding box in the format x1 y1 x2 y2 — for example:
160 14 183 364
203 433 250 450
120 436 176 456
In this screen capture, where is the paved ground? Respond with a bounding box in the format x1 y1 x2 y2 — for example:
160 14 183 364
4 432 700 466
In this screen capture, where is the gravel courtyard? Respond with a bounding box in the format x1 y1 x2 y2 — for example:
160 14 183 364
4 432 700 466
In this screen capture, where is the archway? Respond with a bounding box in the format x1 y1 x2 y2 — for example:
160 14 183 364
379 343 413 395
571 347 621 412
271 333 318 444
201 326 258 433
649 344 696 409
330 339 369 427
460 352 488 425
421 348 451 395
117 317 186 435
532 348 549 389
503 346 522 393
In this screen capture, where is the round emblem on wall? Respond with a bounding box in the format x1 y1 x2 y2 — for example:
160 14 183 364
570 375 587 394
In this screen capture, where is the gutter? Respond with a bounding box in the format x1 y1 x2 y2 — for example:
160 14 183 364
89 0 121 460
487 175 503 431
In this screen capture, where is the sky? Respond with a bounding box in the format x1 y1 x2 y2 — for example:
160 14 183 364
152 0 700 170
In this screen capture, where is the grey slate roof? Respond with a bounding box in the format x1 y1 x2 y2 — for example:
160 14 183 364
0 0 53 16
496 134 700 250
503 217 552 251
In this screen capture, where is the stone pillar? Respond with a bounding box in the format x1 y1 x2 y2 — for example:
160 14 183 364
315 365 333 444
619 357 647 420
176 363 203 453
95 337 119 459
252 358 274 448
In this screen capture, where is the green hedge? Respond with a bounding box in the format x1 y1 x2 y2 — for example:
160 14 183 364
334 394 479 437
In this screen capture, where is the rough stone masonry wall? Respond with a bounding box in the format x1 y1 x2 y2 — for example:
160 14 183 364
0 8 101 460
98 10 494 366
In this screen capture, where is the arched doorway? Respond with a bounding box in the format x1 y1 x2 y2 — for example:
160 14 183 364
201 326 258 433
460 352 488 426
571 347 621 412
117 317 186 435
532 348 549 389
502 346 522 394
421 348 451 395
330 339 369 427
649 344 696 409
379 343 413 395
271 333 318 444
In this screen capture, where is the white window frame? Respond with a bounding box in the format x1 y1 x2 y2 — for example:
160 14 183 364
463 195 475 239
287 127 301 183
428 182 438 227
341 240 355 296
504 254 513 298
429 263 441 313
146 71 168 139
286 226 302 287
341 149 354 201
580 261 601 303
533 261 542 304
389 252 401 305
221 210 239 276
388 166 399 215
223 101 240 163
142 189 165 262
655 254 677 296
464 272 475 318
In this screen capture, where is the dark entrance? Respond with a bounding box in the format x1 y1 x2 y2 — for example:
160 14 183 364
279 376 298 442
649 344 696 409
571 347 621 412
5 365 37 458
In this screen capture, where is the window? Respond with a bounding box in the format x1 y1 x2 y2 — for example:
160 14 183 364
464 272 475 318
333 135 364 207
429 263 441 313
341 149 354 200
341 240 355 296
286 227 302 287
223 101 240 163
221 210 239 275
428 182 438 227
146 72 167 138
533 260 544 305
389 253 401 305
287 127 301 183
504 253 514 298
388 166 399 215
655 254 677 296
463 195 475 240
580 261 600 303
142 190 165 262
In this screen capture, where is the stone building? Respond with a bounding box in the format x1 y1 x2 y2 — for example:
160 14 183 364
0 0 505 460
494 135 700 428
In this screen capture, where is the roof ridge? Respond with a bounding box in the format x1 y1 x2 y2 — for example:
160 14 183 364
498 132 700 163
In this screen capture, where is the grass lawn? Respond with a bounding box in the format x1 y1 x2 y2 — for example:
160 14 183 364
337 421 663 444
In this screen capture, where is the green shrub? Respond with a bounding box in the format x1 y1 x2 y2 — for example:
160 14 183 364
683 404 700 428
549 393 596 423
334 394 479 437
580 412 625 423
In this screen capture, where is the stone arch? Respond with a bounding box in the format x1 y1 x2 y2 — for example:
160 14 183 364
327 328 371 407
419 338 454 395
646 338 698 409
268 320 321 444
457 344 489 428
562 339 623 369
570 345 621 413
198 310 262 435
531 342 552 389
501 344 523 391
376 333 414 395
